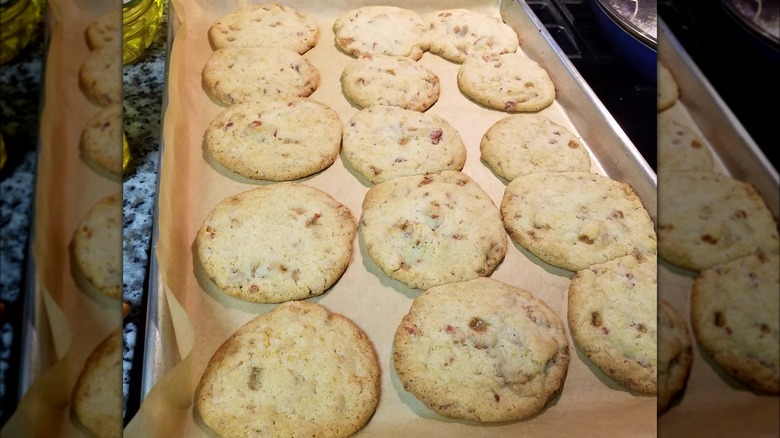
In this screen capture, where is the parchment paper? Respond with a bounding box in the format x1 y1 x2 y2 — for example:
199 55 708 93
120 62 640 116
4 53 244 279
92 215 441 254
0 0 122 435
126 0 657 436
655 44 780 436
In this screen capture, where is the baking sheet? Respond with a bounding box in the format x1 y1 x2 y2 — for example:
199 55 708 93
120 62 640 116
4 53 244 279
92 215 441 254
0 0 123 436
127 0 658 435
656 18 780 436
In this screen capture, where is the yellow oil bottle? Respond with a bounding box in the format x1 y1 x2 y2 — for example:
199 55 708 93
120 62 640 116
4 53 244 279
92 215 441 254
123 0 163 64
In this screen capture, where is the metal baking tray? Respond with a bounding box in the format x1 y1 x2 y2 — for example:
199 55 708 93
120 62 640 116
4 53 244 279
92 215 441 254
656 17 779 433
140 0 658 421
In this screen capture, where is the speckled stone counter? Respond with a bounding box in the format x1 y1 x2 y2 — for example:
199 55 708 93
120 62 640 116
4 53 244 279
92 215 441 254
122 4 168 422
0 19 44 422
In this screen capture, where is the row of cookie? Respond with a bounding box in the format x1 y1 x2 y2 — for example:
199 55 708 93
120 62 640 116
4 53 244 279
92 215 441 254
201 98 590 185
655 63 779 412
195 280 572 436
208 4 518 63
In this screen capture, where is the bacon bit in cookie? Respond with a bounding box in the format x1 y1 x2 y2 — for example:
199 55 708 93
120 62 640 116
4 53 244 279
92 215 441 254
250 120 262 127
691 140 703 149
734 210 748 219
636 323 647 333
469 317 489 332
305 213 321 227
399 220 411 232
714 311 725 327
494 393 500 403
339 37 354 46
454 178 468 186
395 262 410 272
610 210 624 219
632 249 646 262
601 327 610 334
394 156 407 163
405 324 421 335
357 77 366 85
504 101 516 111
206 226 216 239
249 284 259 292
279 264 288 272
578 234 594 244
445 324 455 333
418 175 434 186
591 311 602 327
701 234 718 244
224 121 234 130
370 166 382 176
398 137 410 146
247 366 262 390
430 129 443 144
452 234 465 240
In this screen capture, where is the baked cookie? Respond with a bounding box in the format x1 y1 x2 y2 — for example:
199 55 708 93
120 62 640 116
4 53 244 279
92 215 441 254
197 301 380 437
208 4 319 54
81 104 123 178
333 6 429 60
568 251 657 394
657 112 714 173
501 172 657 271
359 171 506 290
72 328 122 438
480 114 591 181
195 183 355 303
658 172 779 271
79 46 121 106
341 54 440 112
202 48 319 106
657 62 678 112
85 9 120 50
425 9 519 63
73 193 122 300
691 251 779 394
393 277 570 422
341 105 466 184
458 53 555 112
205 98 342 181
658 299 693 413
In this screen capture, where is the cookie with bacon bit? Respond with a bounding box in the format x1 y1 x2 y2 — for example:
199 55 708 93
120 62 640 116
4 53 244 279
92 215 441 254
197 301 380 437
203 47 319 106
195 183 355 303
568 251 657 394
658 172 779 271
393 277 570 422
341 105 466 184
480 114 591 181
81 103 123 178
359 171 507 290
457 53 555 112
73 193 122 300
658 299 694 413
691 251 779 394
205 97 342 181
333 6 429 60
208 3 319 54
341 54 440 112
657 112 714 173
501 172 657 271
425 9 519 63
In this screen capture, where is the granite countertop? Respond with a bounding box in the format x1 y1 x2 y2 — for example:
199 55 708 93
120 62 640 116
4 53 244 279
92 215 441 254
122 3 169 422
0 16 44 422
0 2 168 424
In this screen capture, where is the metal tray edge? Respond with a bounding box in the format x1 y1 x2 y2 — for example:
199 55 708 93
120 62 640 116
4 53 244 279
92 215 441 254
658 17 779 218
